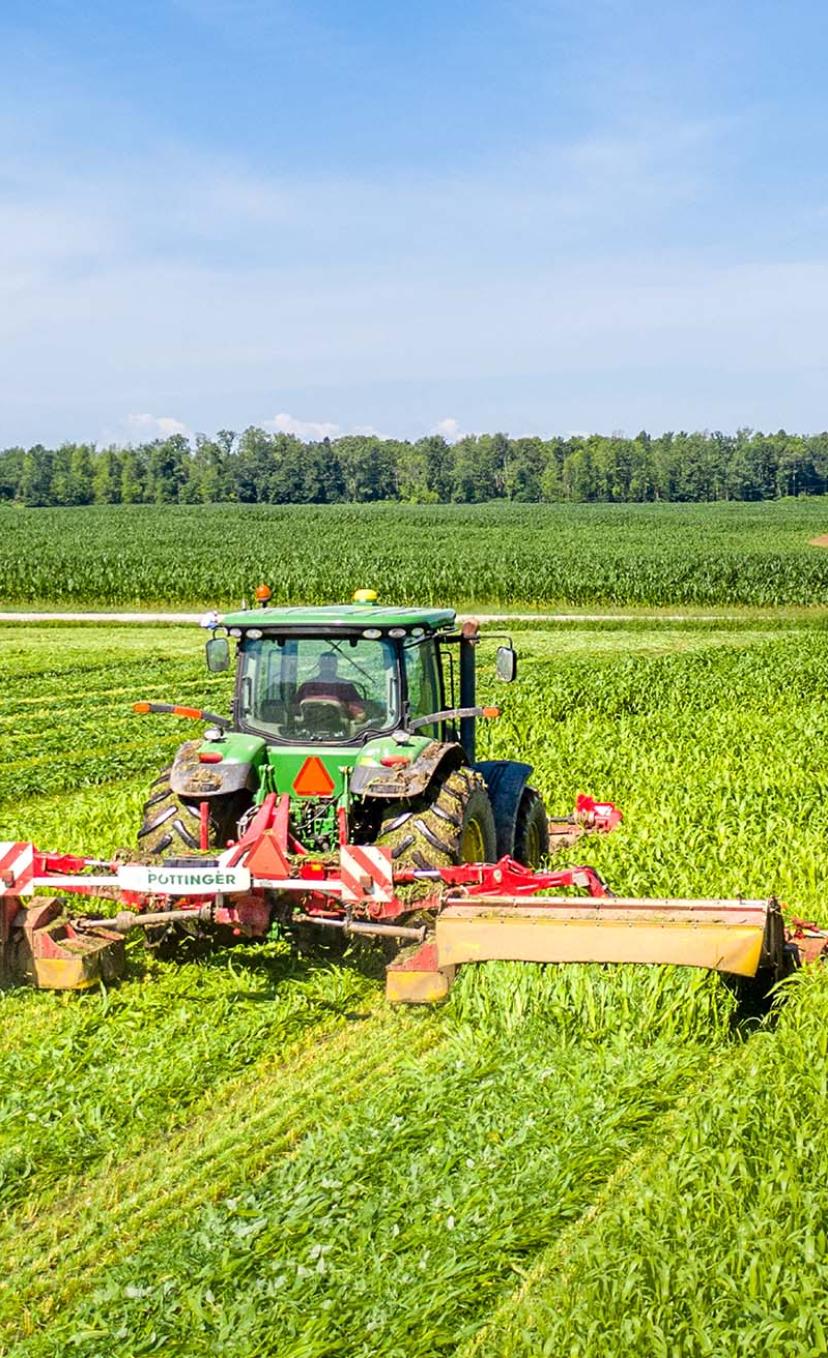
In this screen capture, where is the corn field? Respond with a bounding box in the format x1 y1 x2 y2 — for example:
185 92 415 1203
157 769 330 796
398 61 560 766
3 499 828 607
2 618 828 1355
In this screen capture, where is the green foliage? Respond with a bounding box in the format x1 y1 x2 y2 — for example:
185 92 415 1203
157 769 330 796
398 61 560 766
3 426 828 509
448 961 738 1043
469 969 828 1358
2 620 828 1355
4 499 828 607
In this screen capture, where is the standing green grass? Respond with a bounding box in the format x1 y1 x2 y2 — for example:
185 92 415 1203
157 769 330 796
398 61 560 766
467 967 828 1358
2 618 828 1355
4 499 828 607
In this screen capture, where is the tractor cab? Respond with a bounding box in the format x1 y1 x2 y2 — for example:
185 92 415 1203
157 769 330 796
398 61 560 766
207 598 516 761
135 592 539 869
239 633 399 743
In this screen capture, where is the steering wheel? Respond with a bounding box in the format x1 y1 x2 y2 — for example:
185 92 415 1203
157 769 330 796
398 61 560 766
298 696 352 736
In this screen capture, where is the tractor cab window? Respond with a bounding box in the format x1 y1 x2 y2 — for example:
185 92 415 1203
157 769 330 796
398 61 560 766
239 635 401 742
404 638 441 737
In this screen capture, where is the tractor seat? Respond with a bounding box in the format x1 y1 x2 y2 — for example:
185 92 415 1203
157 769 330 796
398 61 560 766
298 697 353 739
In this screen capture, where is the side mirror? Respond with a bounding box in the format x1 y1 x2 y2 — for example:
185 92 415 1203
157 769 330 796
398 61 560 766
496 645 517 683
205 636 230 673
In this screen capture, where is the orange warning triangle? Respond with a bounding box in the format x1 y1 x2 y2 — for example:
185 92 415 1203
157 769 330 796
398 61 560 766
292 756 336 797
245 830 291 879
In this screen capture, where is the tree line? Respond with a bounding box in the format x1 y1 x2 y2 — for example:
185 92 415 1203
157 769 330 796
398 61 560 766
3 426 828 507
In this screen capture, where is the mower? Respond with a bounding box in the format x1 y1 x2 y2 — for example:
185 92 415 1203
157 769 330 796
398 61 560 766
1 590 826 1001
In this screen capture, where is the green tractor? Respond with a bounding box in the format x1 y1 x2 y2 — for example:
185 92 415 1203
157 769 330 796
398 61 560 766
137 592 549 889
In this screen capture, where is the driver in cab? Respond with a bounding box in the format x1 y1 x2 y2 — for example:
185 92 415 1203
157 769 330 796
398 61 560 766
296 652 366 721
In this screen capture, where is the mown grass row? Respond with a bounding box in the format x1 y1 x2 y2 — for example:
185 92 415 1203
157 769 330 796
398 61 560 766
0 945 378 1217
9 968 739 1358
3 500 828 607
2 1001 427 1348
3 621 827 1356
0 630 231 806
468 966 828 1358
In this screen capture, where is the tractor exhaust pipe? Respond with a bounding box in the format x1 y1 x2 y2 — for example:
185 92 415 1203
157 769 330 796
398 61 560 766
293 914 426 943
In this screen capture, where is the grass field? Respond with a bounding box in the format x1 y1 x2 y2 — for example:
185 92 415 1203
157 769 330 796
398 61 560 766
2 616 828 1355
3 498 828 608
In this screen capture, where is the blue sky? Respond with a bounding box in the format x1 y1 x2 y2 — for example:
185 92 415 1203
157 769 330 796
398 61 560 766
2 0 828 445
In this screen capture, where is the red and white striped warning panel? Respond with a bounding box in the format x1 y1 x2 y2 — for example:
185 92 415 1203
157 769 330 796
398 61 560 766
340 844 394 904
0 842 35 896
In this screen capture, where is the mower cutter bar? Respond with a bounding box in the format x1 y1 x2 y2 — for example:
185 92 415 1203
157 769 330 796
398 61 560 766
434 897 779 977
2 818 825 1004
385 895 791 1003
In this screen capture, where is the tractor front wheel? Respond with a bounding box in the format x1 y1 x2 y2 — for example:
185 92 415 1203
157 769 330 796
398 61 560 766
136 774 251 958
513 788 549 868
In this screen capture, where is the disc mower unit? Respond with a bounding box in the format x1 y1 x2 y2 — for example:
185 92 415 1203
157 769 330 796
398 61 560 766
1 875 124 991
1 796 823 1003
3 593 826 1000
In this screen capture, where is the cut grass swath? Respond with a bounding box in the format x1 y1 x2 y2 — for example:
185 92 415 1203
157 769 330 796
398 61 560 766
468 968 828 1358
11 1009 733 1358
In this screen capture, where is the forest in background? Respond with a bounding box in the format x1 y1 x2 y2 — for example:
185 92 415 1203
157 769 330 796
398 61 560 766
3 426 828 507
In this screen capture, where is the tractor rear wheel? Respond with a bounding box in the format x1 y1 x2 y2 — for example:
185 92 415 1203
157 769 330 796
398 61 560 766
136 773 251 957
137 772 248 857
376 766 497 871
513 788 549 868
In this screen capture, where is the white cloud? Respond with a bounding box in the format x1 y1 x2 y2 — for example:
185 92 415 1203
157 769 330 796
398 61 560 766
98 413 193 447
350 423 389 438
128 413 192 438
266 412 342 439
433 417 464 442
264 413 389 440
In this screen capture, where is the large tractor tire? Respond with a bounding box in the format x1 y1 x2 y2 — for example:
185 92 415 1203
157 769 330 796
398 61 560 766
376 766 497 871
137 769 248 857
369 767 496 963
291 770 497 964
136 771 251 958
513 787 549 868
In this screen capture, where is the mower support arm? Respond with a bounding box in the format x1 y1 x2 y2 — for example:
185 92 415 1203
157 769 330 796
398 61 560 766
133 702 230 727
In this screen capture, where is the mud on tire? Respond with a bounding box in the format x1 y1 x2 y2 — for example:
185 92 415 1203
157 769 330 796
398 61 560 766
376 766 497 871
137 771 248 858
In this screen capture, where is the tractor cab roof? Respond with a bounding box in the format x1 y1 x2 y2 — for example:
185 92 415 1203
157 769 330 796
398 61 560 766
221 604 457 633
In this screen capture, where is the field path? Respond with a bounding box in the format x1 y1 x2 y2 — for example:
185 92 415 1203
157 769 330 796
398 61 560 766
0 609 745 623
810 534 828 547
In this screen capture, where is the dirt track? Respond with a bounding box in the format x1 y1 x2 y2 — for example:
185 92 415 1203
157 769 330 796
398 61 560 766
0 610 745 625
810 535 828 548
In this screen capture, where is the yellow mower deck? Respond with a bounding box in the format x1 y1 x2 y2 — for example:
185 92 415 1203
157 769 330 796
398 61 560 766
0 898 125 991
385 896 787 1003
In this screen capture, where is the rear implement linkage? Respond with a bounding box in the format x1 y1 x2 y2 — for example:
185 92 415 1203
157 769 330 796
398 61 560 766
1 795 825 1002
